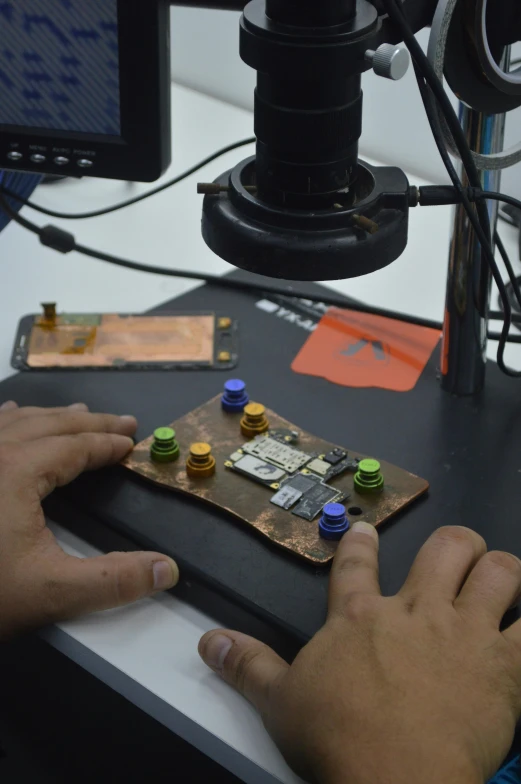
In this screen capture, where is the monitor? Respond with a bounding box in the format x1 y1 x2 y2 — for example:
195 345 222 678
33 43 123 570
0 0 171 182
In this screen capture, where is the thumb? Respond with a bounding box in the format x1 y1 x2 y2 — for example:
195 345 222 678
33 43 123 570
198 630 289 716
40 550 179 621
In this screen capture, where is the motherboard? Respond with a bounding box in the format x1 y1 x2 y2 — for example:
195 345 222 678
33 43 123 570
226 431 358 521
124 392 429 565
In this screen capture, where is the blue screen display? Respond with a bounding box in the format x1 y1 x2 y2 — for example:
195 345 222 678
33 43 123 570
0 0 121 136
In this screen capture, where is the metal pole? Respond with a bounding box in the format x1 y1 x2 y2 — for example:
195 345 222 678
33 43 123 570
440 103 507 395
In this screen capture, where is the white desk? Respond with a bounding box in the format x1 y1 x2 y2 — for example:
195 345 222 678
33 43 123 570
1 83 519 784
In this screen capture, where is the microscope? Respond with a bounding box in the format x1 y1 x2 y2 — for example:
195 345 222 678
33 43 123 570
194 0 521 397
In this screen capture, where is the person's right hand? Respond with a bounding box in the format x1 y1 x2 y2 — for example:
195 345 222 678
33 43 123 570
0 401 179 640
200 524 521 784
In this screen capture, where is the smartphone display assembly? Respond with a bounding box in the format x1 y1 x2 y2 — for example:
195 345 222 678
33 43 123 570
12 307 238 371
0 0 171 182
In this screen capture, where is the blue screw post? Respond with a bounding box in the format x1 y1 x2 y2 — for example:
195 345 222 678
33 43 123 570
319 503 350 541
221 379 249 413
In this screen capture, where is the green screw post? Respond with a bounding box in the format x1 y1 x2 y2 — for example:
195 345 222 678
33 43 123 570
150 427 180 463
354 458 384 494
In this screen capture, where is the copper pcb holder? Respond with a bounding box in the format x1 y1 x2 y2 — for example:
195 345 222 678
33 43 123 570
124 395 429 565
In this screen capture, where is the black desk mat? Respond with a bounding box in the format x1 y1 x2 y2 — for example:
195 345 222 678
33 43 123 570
2 270 520 653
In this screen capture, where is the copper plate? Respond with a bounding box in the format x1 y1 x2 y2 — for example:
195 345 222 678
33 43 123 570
27 314 215 368
124 395 429 565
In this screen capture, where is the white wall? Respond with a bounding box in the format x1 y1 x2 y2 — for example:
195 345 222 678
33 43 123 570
170 6 521 196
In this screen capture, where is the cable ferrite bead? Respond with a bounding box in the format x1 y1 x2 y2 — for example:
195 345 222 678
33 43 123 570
240 403 270 439
186 442 216 479
150 427 180 463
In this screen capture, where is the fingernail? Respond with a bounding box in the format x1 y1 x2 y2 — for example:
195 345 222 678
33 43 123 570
203 634 233 671
0 401 17 412
120 415 137 426
69 403 88 411
351 521 378 539
153 557 179 591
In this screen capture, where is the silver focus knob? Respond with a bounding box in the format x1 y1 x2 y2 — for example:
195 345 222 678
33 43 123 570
365 43 410 81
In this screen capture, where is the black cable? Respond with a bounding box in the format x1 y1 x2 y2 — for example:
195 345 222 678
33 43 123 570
503 276 521 330
382 0 520 377
0 137 255 220
486 191 521 213
0 190 441 328
3 189 521 344
382 1 486 194
494 229 521 312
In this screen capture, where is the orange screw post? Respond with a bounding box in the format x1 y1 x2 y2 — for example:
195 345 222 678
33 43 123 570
240 403 270 439
186 442 216 479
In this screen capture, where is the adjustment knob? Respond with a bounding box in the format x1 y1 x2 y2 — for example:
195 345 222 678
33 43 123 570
365 44 410 81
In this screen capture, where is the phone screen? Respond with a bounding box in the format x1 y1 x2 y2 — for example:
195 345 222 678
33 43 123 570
25 313 217 368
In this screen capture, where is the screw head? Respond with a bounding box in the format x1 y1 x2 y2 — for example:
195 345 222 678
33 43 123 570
358 458 381 474
224 379 246 394
190 442 212 458
154 427 175 442
323 502 346 520
244 403 265 418
366 44 410 81
218 317 232 329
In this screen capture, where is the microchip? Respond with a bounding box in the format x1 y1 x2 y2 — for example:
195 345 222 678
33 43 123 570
326 457 359 479
231 455 286 485
292 483 341 521
307 458 330 477
243 436 311 473
324 448 348 466
270 485 303 510
282 473 320 494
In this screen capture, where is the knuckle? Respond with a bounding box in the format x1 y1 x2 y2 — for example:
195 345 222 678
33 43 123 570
112 556 148 605
343 591 378 623
0 442 24 475
431 525 485 553
335 551 372 577
39 577 68 622
485 550 521 578
227 646 265 693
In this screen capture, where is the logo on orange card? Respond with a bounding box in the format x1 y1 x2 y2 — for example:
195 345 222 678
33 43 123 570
291 308 441 392
338 337 391 366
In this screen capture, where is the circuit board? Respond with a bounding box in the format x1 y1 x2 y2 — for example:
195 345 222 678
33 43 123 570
124 395 429 564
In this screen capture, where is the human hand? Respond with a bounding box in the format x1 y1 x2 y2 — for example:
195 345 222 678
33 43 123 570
0 401 179 640
199 523 521 784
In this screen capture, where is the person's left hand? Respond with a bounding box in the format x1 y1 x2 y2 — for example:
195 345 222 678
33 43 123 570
0 400 179 639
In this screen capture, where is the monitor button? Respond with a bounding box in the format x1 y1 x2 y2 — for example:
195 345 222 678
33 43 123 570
54 156 69 166
30 154 46 164
77 159 93 169
7 151 23 161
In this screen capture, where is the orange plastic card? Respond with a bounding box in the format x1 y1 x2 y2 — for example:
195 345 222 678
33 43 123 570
291 307 441 392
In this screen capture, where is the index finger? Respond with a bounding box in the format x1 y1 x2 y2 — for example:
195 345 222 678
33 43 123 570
0 403 89 428
9 432 134 499
328 521 380 616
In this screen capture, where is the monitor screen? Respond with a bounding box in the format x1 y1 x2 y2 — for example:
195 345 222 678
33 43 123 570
0 0 121 137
